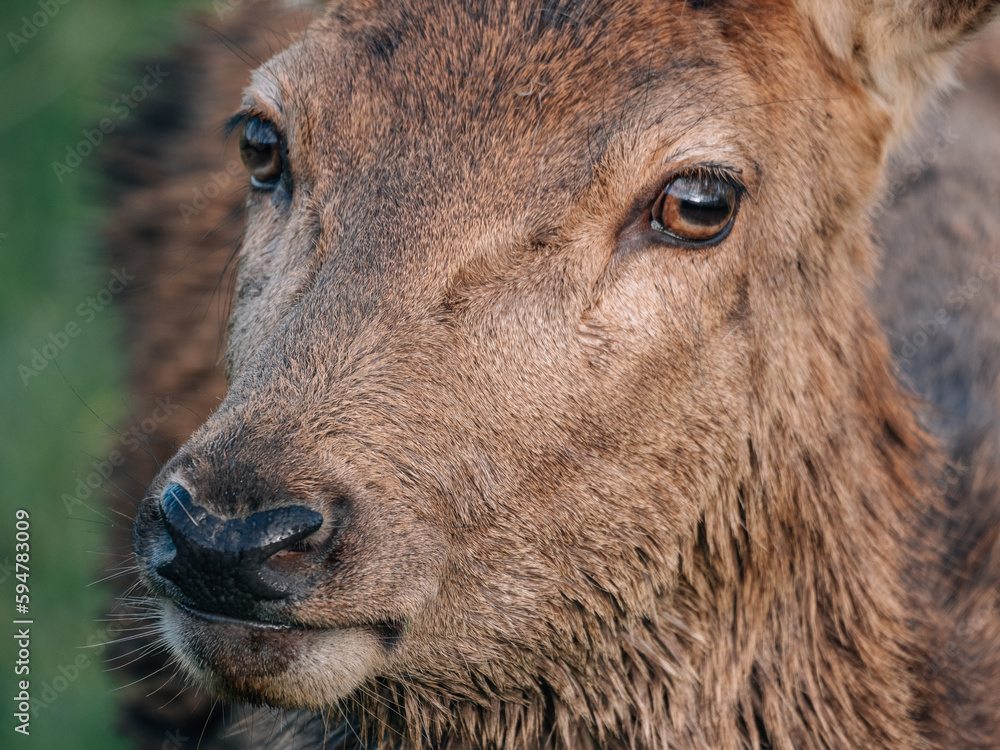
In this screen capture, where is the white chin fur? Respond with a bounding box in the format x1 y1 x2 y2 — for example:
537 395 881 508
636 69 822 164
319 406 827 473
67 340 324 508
160 603 386 708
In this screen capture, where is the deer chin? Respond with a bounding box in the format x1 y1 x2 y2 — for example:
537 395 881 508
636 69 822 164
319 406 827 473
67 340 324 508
160 602 388 709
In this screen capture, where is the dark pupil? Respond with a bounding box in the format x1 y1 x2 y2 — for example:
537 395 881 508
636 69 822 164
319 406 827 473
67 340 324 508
241 120 279 172
670 177 732 227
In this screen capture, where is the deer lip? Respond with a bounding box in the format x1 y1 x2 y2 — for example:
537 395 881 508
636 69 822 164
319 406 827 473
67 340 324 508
171 601 407 647
173 601 307 631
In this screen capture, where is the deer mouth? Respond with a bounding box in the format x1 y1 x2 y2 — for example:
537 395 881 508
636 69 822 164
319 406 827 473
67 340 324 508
160 599 392 708
172 600 306 630
171 599 408 646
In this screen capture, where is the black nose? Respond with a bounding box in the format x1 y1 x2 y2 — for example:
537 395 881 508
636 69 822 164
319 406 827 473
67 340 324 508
155 483 324 619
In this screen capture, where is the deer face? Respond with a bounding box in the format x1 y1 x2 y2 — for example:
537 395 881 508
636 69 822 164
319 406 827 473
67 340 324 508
132 0 999 730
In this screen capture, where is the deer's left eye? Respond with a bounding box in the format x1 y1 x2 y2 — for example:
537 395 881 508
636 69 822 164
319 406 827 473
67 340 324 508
651 172 739 245
239 118 284 189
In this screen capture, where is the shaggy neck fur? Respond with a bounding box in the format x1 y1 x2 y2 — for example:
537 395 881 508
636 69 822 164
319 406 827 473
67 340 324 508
329 238 942 750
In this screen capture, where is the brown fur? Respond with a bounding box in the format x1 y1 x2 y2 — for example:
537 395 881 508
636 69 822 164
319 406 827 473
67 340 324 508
105 2 1000 748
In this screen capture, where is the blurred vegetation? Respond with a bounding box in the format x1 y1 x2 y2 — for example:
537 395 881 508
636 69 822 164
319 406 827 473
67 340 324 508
0 1 212 747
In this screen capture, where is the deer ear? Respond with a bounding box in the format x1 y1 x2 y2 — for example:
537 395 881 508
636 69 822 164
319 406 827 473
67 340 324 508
797 0 1000 130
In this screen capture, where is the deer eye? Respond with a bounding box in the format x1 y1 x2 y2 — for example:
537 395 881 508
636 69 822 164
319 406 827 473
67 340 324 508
239 118 284 188
651 172 739 245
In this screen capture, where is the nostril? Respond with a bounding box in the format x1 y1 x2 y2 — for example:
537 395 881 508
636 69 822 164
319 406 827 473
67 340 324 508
155 483 324 618
159 484 324 555
159 484 209 536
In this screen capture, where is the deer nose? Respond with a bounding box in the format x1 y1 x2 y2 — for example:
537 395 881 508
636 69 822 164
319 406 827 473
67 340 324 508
155 483 324 619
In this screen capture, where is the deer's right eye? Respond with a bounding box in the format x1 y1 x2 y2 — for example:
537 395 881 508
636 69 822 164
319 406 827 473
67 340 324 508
239 118 284 189
651 171 740 246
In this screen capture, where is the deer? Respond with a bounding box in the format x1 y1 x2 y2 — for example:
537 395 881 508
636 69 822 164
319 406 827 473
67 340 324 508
103 0 1000 747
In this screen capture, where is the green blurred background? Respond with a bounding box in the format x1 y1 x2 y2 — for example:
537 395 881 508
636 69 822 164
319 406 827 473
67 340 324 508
0 1 213 747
